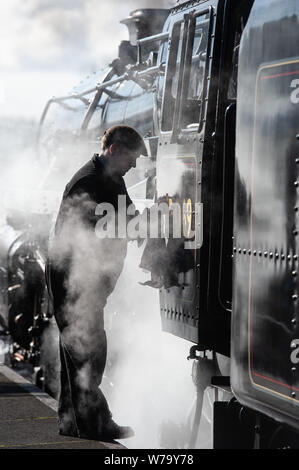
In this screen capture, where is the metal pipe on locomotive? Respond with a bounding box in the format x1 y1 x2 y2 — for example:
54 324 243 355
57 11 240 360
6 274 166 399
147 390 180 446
1 0 299 448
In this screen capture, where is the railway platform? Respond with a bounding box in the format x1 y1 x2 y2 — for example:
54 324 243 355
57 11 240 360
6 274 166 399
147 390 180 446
0 364 124 449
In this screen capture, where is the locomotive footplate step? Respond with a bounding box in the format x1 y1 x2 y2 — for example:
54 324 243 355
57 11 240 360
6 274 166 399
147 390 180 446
0 365 124 449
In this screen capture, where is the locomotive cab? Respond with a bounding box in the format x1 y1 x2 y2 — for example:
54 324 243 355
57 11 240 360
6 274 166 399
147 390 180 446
151 0 253 356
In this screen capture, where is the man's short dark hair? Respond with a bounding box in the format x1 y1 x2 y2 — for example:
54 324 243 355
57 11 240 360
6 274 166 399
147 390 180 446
101 125 148 156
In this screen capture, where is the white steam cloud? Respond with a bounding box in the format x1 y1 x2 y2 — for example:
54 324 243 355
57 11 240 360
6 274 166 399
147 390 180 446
47 192 204 448
1 0 173 71
0 0 173 118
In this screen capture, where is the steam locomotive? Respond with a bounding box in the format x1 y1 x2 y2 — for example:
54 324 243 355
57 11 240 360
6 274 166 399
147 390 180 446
1 0 299 448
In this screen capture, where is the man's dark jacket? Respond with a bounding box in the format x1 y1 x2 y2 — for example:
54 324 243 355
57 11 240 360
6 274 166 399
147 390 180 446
48 153 133 314
55 153 133 236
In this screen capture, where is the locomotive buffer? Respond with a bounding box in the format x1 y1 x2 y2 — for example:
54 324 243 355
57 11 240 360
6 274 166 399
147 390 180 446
0 365 124 449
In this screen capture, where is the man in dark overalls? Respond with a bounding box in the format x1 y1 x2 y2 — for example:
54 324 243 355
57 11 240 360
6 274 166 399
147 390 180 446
46 125 147 440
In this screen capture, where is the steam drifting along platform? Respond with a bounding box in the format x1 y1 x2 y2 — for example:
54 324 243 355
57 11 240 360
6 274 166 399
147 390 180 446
0 365 125 449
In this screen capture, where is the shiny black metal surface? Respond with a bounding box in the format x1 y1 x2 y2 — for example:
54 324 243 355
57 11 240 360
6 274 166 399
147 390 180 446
232 0 299 429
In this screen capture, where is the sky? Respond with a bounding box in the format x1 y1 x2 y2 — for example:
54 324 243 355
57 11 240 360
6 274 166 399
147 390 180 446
0 0 173 120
